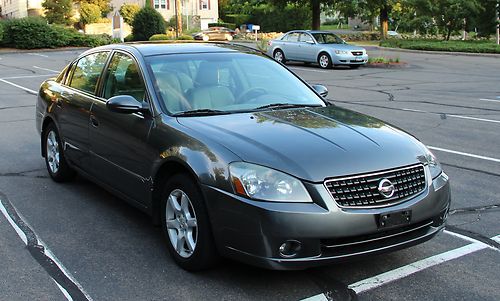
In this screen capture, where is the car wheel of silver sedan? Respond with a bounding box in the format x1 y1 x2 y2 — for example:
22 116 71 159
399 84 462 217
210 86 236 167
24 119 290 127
44 123 75 182
318 53 332 69
273 49 286 64
161 173 218 271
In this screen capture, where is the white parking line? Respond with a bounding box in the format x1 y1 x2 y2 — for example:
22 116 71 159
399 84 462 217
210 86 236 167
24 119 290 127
479 98 500 103
428 146 500 163
290 67 330 73
301 234 500 299
33 65 60 73
1 74 56 80
0 78 38 94
27 53 49 58
0 198 93 301
400 107 500 124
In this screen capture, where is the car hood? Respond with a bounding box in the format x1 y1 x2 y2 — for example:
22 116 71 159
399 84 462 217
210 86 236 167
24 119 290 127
177 106 427 182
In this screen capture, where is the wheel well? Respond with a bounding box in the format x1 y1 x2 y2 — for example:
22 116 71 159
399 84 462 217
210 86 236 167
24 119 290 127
41 117 54 157
151 161 198 225
274 48 283 55
318 51 330 60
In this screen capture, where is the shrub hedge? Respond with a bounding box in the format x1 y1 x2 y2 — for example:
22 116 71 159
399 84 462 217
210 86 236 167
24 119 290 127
224 14 251 28
0 21 4 43
132 7 166 41
0 17 117 49
149 34 194 41
208 22 236 29
239 4 310 33
380 39 500 54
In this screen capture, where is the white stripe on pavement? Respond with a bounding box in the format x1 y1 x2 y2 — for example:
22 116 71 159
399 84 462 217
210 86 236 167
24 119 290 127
428 146 500 163
301 234 500 299
0 200 28 245
290 67 330 73
33 65 60 73
27 53 49 58
479 98 500 103
1 74 56 80
0 78 38 94
448 114 500 124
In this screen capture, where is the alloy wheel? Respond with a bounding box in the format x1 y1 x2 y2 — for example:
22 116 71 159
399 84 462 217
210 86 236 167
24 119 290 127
274 50 284 63
319 54 330 68
46 130 60 174
165 189 198 258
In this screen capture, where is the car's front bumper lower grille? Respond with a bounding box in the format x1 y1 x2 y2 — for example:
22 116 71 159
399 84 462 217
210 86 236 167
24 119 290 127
351 51 363 56
324 164 426 208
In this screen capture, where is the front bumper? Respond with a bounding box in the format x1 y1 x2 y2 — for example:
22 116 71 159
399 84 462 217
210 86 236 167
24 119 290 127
202 171 451 270
332 53 369 65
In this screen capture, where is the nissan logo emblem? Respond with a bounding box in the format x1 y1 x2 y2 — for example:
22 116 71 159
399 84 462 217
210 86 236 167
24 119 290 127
378 178 395 198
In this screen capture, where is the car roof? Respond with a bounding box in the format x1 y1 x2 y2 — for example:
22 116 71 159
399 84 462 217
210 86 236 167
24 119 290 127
87 42 258 57
285 30 337 35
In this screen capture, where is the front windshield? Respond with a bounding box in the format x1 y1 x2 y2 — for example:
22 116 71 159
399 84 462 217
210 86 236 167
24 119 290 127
312 33 345 44
146 52 325 115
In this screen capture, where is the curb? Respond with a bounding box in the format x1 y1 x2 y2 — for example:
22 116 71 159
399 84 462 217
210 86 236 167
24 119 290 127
0 47 90 55
365 45 500 58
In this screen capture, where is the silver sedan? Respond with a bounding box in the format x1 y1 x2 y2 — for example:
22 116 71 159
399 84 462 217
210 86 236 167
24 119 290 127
267 30 369 69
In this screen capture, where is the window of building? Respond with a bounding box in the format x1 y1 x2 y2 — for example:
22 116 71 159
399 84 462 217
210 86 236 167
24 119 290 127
154 0 168 9
200 0 210 10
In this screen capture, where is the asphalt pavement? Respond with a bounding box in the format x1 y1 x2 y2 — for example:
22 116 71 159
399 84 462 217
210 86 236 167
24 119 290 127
0 47 499 301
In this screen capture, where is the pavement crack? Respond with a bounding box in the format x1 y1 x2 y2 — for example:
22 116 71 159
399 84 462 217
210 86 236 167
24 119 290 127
0 62 37 73
0 168 48 179
449 204 500 215
445 225 500 251
0 192 92 301
307 269 358 301
0 105 35 110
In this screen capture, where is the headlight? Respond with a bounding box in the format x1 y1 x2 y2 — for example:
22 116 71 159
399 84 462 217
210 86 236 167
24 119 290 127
424 148 443 179
229 162 312 202
334 50 349 54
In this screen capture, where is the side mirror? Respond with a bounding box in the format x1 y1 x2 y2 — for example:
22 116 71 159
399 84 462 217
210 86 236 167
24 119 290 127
312 84 328 98
106 95 148 114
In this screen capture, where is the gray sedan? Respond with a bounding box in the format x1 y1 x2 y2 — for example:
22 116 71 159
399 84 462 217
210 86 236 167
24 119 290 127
267 30 369 69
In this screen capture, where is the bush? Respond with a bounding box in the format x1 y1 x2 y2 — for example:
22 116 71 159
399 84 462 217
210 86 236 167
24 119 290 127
0 21 4 44
124 34 135 42
245 4 310 33
338 32 381 42
0 17 115 49
149 34 172 41
80 3 101 25
224 14 251 28
380 39 500 54
119 3 140 25
176 34 194 40
208 22 236 29
132 7 166 41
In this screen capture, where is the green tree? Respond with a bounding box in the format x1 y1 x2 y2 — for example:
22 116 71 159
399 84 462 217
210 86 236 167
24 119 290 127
42 0 73 25
75 0 111 16
119 3 140 25
271 0 336 30
80 3 101 25
132 6 166 41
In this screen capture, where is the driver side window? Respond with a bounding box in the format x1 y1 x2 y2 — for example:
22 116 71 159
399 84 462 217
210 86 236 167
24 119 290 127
103 53 146 102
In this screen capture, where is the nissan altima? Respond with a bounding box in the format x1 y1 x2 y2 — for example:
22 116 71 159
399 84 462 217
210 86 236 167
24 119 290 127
36 42 450 271
267 30 369 69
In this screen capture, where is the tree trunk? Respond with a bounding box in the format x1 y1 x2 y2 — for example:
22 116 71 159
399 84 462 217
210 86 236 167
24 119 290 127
311 0 321 30
380 6 389 40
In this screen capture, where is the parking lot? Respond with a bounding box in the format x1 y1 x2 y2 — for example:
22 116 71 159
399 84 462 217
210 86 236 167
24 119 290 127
0 47 499 301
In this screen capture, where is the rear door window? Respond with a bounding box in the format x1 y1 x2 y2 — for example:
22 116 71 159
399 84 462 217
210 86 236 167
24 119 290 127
68 52 109 95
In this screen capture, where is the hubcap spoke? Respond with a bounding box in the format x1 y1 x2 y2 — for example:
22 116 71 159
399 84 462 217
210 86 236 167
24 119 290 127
186 217 197 228
168 194 182 214
166 219 181 231
185 231 196 252
176 231 185 253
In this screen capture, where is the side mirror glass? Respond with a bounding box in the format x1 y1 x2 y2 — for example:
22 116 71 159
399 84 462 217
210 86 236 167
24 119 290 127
106 95 147 114
312 84 328 98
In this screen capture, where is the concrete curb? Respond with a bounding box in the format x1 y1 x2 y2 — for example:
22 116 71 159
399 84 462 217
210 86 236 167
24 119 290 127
0 47 90 55
365 45 500 58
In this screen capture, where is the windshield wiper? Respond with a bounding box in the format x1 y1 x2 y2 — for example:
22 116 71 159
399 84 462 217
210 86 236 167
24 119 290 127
172 109 230 117
254 103 322 111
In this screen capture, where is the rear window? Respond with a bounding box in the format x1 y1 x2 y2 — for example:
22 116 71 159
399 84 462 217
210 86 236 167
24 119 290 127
68 52 109 94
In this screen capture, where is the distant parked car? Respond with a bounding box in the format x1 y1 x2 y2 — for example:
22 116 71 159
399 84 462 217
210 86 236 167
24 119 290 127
267 30 368 69
193 27 235 41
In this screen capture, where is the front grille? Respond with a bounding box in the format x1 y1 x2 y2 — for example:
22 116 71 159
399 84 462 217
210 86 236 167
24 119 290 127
351 51 363 56
324 164 426 208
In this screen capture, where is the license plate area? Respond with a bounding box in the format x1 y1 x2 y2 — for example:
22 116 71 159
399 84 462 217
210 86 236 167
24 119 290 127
378 210 412 229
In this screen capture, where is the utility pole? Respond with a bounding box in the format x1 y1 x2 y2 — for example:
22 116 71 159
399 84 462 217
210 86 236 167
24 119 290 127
175 0 182 38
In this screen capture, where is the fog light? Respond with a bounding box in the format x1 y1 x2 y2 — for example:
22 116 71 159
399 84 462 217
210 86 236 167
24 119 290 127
279 240 302 258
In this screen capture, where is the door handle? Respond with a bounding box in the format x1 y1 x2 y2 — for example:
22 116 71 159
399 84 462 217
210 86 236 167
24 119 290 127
90 115 99 127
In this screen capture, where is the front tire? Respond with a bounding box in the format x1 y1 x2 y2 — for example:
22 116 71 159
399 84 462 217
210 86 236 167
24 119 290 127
44 123 75 182
318 53 332 69
161 173 218 271
273 49 286 64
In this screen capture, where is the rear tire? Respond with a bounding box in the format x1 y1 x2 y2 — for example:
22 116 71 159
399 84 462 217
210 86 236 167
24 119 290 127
161 173 218 271
318 53 332 69
273 49 286 64
43 123 75 182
